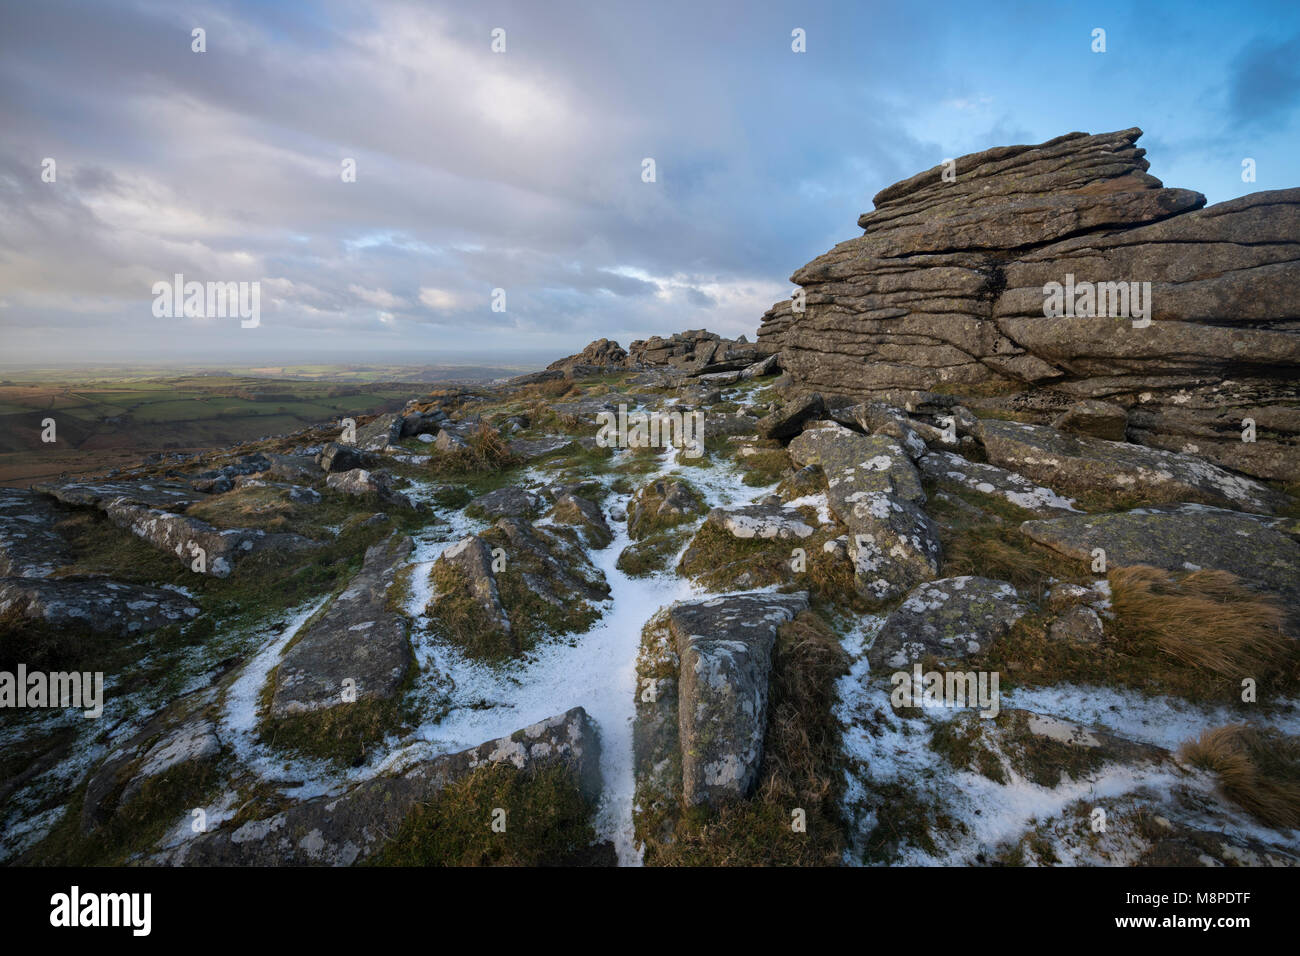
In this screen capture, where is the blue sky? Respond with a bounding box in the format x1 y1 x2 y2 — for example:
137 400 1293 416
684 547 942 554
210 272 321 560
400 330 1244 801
1 0 1297 365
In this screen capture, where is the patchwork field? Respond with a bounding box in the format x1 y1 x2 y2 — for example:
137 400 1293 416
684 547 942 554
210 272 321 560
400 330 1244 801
0 367 526 487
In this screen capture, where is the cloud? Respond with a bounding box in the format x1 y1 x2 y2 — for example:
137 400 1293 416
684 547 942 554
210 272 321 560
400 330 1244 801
1226 32 1300 129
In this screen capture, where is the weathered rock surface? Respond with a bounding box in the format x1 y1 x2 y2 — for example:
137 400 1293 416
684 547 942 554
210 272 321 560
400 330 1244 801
916 449 1079 516
104 501 316 577
788 424 940 599
626 477 706 539
757 392 825 440
550 492 613 549
868 576 1026 671
635 592 809 810
269 534 414 718
35 479 207 511
704 502 816 540
465 486 545 521
977 419 1288 513
0 490 71 578
0 577 199 635
1021 503 1300 609
316 442 369 474
157 707 601 866
758 128 1300 482
325 468 416 509
1051 399 1128 441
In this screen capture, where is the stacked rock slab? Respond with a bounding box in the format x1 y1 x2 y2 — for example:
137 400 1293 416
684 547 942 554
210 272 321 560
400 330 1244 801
759 128 1300 481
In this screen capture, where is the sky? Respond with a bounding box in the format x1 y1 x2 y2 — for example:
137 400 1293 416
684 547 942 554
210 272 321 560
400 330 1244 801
1 0 1297 366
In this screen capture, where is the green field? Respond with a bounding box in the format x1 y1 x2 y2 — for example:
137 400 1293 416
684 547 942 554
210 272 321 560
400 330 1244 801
0 370 492 486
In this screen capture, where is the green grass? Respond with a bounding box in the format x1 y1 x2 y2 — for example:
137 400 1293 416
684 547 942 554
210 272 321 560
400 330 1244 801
365 762 601 866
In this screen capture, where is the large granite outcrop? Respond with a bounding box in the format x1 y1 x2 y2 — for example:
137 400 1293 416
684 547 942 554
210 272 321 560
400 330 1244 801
759 128 1300 481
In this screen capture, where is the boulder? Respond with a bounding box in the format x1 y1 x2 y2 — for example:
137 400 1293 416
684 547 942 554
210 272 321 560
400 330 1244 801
788 424 940 599
0 489 71 578
465 486 545 521
635 592 809 809
1021 503 1300 613
868 576 1027 671
269 534 415 718
757 127 1299 484
550 492 613 549
315 442 369 474
104 501 316 577
703 502 817 540
756 392 825 440
324 468 416 509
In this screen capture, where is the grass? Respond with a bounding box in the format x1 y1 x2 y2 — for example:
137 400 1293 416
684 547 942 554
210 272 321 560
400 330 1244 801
735 448 792 487
259 683 415 766
930 711 1109 788
426 424 518 476
426 525 607 663
616 528 689 577
426 561 517 661
626 477 705 540
1179 724 1300 829
642 611 850 866
1108 566 1293 684
969 566 1298 704
21 756 224 866
365 762 601 866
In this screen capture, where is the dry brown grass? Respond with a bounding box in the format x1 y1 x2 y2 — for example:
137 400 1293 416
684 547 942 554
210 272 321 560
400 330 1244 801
1179 724 1300 829
1109 566 1291 681
428 423 517 476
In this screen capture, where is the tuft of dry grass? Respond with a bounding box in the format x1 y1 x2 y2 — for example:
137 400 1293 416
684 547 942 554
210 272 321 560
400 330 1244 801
1179 724 1300 829
1108 566 1291 681
428 423 518 476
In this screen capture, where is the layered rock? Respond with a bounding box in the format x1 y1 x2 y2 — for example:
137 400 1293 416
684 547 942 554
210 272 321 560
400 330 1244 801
759 128 1300 482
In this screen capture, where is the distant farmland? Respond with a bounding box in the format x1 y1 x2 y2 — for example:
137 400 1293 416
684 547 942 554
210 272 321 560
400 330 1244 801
0 374 436 486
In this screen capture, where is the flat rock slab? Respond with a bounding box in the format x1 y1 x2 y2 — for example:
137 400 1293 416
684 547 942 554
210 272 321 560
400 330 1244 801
917 450 1080 516
668 591 809 805
159 707 600 866
36 479 207 512
0 489 71 578
1021 503 1300 609
705 503 817 540
978 420 1288 514
270 534 414 718
868 576 1026 671
466 486 545 520
0 577 199 636
757 392 825 440
509 435 578 460
789 424 940 599
105 502 316 577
